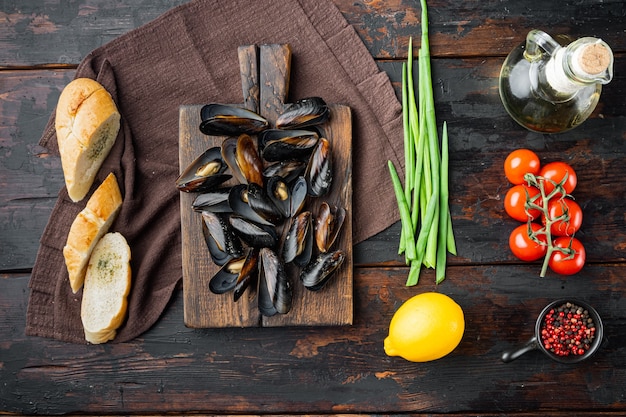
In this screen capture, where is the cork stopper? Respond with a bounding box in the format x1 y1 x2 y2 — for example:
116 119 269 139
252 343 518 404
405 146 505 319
578 43 611 75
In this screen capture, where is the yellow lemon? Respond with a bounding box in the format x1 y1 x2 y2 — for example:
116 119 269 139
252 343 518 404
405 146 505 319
384 292 465 362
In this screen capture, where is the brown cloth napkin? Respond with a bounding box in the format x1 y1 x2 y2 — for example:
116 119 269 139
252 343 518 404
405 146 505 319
26 0 403 343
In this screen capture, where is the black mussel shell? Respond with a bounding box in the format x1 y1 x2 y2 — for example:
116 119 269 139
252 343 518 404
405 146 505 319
266 175 307 219
236 134 264 186
276 97 330 130
228 184 273 226
201 211 244 265
229 215 278 249
200 104 269 136
258 129 319 162
192 188 232 212
221 137 247 184
209 256 245 294
300 250 345 291
266 176 291 218
233 248 260 302
246 183 283 224
176 146 231 193
315 202 346 253
258 248 293 316
263 160 307 183
282 211 313 267
305 137 332 197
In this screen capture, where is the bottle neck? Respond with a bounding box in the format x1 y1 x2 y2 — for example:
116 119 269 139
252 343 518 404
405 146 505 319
542 40 613 98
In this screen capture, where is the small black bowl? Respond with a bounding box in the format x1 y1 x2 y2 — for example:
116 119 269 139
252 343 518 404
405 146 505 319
501 298 604 364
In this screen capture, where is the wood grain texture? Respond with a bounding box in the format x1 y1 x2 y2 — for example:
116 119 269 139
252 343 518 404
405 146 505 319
0 0 624 66
2 263 625 414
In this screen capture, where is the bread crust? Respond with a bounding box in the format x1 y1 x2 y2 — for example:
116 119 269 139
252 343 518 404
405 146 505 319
55 78 121 202
63 172 122 293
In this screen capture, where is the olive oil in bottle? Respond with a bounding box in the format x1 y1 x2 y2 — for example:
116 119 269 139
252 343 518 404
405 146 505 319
499 29 613 133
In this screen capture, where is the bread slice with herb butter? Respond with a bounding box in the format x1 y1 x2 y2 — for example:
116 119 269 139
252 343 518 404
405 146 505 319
63 172 122 293
81 231 131 344
55 77 121 202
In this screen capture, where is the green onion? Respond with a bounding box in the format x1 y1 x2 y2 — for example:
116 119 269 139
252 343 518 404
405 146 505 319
388 0 457 286
388 161 416 261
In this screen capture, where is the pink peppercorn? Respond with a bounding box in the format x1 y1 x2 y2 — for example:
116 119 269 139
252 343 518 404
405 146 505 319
540 302 596 357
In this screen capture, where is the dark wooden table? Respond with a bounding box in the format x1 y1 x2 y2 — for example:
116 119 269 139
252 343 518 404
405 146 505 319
2 1 625 415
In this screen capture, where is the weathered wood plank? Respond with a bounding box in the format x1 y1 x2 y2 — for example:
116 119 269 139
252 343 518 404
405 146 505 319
2 263 625 414
0 70 70 270
1 0 625 67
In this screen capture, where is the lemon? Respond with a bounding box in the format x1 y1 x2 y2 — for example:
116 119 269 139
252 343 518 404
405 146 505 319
384 292 465 362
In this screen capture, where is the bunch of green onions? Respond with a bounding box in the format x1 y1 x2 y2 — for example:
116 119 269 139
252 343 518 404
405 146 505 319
388 0 456 286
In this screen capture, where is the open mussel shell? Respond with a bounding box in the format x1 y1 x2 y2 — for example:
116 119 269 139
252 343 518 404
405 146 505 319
228 184 273 226
229 215 278 249
201 211 244 266
200 103 269 136
300 250 345 291
305 137 332 197
282 211 313 267
267 175 307 218
236 134 264 186
315 202 346 253
192 188 232 212
209 256 245 294
176 146 231 193
221 137 247 184
246 182 284 225
258 129 319 162
263 160 307 184
276 97 330 130
258 248 293 316
233 248 260 302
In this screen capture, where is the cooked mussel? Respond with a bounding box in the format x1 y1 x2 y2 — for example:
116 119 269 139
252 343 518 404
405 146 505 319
282 211 313 267
246 182 284 224
209 256 245 294
201 211 244 266
192 188 232 212
233 248 260 302
267 175 307 218
176 147 231 192
305 137 332 197
315 202 346 253
228 184 273 226
229 215 278 249
221 137 247 184
200 103 269 136
236 134 264 186
258 248 292 316
276 97 330 130
263 160 307 183
258 129 319 162
300 250 345 291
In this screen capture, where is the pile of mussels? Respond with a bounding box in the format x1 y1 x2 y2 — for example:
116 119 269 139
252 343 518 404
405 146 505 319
176 97 346 317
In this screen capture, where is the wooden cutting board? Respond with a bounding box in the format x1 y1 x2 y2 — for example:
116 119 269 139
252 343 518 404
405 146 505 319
178 44 353 328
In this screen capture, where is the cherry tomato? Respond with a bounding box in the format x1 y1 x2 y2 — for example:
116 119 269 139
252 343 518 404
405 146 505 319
504 149 541 185
544 198 583 236
504 184 542 222
549 237 586 275
539 161 577 196
509 222 548 261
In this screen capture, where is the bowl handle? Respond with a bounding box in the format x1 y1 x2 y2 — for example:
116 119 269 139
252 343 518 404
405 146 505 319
501 336 539 363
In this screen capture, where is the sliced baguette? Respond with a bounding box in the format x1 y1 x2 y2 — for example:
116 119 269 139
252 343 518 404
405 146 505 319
81 232 131 344
55 78 121 202
63 172 122 293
